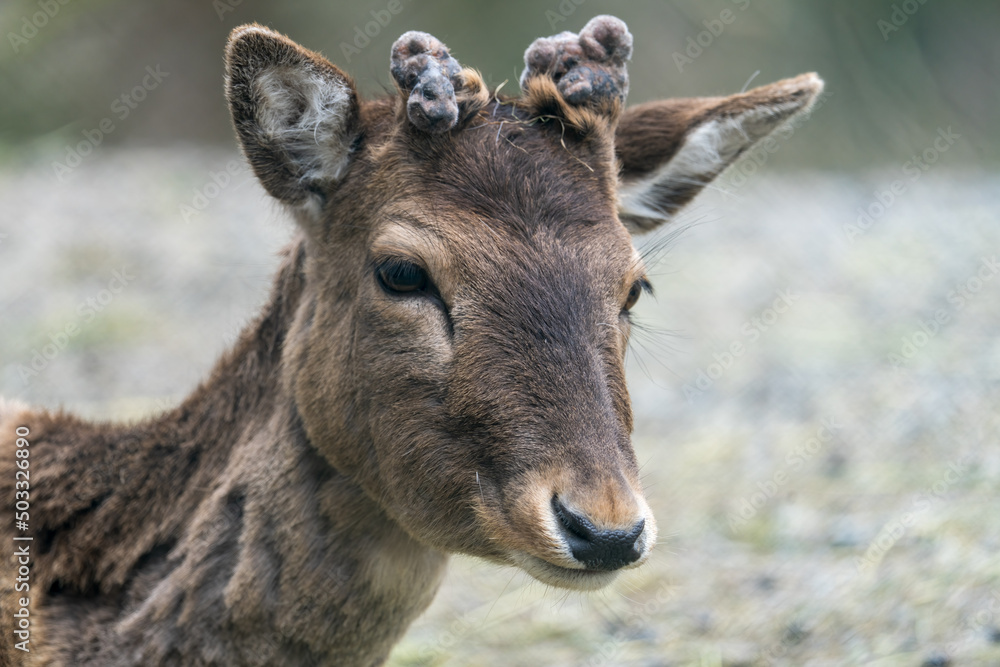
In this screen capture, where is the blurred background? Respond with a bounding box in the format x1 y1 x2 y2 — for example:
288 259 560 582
1 0 998 167
1 1 998 665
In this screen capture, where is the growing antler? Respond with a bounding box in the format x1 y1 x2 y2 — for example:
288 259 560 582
390 31 465 134
520 15 633 106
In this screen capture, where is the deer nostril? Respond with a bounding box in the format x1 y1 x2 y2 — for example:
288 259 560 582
551 496 645 571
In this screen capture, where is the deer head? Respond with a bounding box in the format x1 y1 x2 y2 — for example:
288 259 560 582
224 17 822 590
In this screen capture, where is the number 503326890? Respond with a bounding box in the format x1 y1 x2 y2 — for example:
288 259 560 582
14 426 31 530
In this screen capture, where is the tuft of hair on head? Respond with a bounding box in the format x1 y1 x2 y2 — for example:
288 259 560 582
517 76 622 138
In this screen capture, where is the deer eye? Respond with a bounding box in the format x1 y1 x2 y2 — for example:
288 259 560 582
377 259 429 294
623 278 651 312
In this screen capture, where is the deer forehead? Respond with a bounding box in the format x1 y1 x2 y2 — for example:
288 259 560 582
354 119 640 280
367 206 645 300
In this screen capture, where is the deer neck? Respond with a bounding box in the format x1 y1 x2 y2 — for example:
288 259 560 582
102 240 447 665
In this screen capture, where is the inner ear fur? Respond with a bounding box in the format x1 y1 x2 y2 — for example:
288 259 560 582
225 24 360 210
615 72 824 232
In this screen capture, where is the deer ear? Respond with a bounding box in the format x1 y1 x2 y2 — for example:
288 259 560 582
615 73 823 232
225 24 359 212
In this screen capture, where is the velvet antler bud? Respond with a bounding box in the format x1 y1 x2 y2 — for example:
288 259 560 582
391 31 464 133
521 15 633 106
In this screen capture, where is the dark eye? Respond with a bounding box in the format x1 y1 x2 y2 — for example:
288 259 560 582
377 259 429 294
623 279 650 312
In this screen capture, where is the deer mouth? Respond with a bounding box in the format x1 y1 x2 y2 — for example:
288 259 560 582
511 552 623 591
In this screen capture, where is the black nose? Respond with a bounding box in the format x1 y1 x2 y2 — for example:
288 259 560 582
552 496 645 571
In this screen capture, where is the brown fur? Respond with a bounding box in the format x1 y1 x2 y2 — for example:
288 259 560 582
1 18 821 666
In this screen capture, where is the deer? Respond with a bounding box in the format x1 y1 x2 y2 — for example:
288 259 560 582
0 16 822 666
